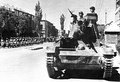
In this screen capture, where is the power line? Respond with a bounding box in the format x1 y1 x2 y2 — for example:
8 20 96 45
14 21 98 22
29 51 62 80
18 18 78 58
105 11 107 24
97 0 102 13
95 0 97 7
87 0 89 9
87 0 91 13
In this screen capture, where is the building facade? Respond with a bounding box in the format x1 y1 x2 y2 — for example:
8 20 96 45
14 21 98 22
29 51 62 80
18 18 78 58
115 0 120 26
40 20 58 41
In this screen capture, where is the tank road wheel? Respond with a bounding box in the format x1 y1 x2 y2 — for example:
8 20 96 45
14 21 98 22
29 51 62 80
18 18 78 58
103 58 113 79
47 52 63 79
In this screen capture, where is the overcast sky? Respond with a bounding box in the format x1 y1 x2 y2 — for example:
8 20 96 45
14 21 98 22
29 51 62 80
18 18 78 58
0 0 116 30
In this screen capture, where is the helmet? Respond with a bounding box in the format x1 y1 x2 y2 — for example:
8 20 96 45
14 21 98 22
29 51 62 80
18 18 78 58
79 11 84 15
90 6 95 10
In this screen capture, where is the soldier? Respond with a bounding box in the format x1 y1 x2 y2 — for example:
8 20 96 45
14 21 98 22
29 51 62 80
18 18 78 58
78 11 86 34
68 10 85 40
68 14 79 47
81 6 99 52
78 11 85 23
89 6 99 40
90 6 98 21
69 14 83 38
69 14 78 38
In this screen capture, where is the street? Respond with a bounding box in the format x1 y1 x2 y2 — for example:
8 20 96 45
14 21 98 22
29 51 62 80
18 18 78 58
0 0 119 82
0 42 119 82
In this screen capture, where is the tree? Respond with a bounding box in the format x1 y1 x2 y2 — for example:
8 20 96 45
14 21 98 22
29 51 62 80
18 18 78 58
60 14 65 30
34 1 43 37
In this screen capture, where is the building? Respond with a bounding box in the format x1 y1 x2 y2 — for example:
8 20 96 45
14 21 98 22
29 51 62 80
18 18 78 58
14 9 35 28
105 23 120 45
0 5 37 37
40 20 58 40
115 0 120 26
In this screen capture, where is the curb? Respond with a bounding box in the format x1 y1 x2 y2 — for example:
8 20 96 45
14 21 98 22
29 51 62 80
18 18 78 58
31 47 43 50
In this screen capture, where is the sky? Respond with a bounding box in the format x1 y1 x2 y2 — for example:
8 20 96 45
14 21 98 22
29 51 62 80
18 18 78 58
0 0 116 30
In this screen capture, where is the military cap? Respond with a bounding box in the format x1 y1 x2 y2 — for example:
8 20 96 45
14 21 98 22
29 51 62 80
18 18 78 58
90 6 95 10
79 11 84 15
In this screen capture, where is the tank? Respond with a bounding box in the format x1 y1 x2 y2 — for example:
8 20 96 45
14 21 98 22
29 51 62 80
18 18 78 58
46 37 117 79
46 12 118 80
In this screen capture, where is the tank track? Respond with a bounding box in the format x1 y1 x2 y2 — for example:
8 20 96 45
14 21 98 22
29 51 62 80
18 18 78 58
103 58 113 79
47 52 63 79
47 53 56 78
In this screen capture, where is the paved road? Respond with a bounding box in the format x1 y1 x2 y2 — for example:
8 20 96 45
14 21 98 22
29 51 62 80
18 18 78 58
0 42 119 82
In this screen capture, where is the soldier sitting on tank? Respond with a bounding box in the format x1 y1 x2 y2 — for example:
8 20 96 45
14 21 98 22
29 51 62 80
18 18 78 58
69 14 84 39
76 11 87 40
59 14 79 48
78 11 86 31
66 14 84 48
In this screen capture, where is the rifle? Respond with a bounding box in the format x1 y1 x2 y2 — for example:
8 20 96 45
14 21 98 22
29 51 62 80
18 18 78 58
68 9 75 17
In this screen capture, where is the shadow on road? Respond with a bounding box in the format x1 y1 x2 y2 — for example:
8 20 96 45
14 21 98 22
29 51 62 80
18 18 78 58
58 67 120 81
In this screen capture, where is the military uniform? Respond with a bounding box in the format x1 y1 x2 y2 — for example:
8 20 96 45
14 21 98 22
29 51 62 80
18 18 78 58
78 17 86 33
69 20 84 40
69 21 79 38
85 12 99 42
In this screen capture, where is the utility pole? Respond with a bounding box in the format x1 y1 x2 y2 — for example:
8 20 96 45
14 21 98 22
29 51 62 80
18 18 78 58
45 13 46 20
105 10 107 25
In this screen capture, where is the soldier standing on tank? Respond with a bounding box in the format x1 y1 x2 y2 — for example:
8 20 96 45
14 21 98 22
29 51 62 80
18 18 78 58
78 11 86 36
81 6 99 53
78 11 86 23
89 6 100 41
90 6 98 21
